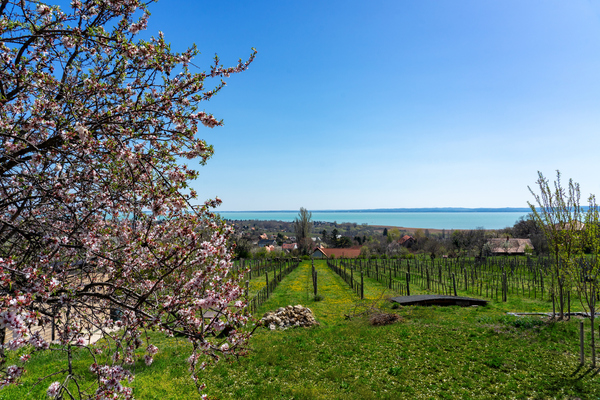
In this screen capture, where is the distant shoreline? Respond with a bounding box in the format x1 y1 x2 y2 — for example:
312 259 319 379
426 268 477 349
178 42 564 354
220 207 531 213
370 225 447 234
220 210 528 230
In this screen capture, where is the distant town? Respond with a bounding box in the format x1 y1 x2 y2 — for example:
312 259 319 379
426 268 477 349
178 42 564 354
227 215 541 260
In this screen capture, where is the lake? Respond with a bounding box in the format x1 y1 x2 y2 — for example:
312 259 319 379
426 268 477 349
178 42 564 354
217 210 530 230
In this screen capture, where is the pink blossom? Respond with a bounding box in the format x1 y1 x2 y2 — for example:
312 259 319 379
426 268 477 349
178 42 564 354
47 381 61 398
147 344 159 355
0 0 256 396
36 4 51 16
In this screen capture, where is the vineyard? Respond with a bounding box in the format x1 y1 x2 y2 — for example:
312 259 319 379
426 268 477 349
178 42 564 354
240 255 582 315
327 256 556 305
4 257 600 399
236 258 301 313
224 257 600 398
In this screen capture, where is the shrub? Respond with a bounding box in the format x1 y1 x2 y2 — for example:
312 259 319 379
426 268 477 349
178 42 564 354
370 313 402 326
499 315 545 329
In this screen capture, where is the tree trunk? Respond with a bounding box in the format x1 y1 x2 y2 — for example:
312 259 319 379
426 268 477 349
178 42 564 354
591 291 596 368
0 327 5 364
559 279 564 320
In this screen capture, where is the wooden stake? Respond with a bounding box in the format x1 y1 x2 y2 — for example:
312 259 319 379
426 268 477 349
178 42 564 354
266 272 269 297
452 273 457 297
361 271 364 300
580 320 585 366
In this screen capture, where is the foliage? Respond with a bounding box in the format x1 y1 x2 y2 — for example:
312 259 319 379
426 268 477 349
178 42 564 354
233 237 253 259
250 247 284 260
529 170 600 365
0 0 255 397
528 171 586 318
424 237 445 259
386 227 401 243
330 228 339 247
294 208 313 255
321 229 328 244
529 171 586 261
336 236 352 248
450 228 488 257
359 245 370 257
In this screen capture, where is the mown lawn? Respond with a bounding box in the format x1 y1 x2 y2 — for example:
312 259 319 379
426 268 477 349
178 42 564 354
3 260 600 399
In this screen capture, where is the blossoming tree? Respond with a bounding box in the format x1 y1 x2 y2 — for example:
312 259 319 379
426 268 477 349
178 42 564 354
0 0 256 398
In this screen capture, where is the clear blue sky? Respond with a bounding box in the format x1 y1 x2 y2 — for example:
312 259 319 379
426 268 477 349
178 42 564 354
143 0 600 211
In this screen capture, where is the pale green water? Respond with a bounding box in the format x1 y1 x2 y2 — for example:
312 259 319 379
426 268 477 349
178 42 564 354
217 211 528 230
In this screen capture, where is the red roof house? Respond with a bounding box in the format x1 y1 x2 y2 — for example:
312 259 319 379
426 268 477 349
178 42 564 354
399 235 415 247
282 243 298 252
312 247 362 259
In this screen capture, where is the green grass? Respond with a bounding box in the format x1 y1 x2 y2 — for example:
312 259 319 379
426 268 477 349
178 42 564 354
3 260 600 399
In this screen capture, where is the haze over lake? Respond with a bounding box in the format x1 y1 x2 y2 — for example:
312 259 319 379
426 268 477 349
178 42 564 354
218 209 530 230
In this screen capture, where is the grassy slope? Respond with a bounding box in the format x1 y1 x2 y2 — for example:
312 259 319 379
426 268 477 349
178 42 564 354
3 260 600 399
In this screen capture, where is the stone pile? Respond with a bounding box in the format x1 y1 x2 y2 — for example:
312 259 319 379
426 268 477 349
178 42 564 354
260 305 319 330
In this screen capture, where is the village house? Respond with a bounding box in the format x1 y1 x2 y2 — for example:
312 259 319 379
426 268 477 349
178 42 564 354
258 238 277 247
311 247 362 259
486 237 534 256
282 243 298 252
399 235 416 247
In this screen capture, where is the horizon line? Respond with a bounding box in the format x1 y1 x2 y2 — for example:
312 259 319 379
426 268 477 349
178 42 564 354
216 207 533 213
